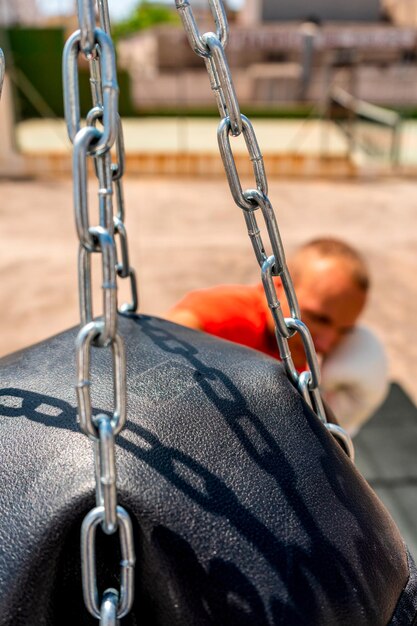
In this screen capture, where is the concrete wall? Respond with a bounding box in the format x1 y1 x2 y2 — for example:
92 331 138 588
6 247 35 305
262 0 381 22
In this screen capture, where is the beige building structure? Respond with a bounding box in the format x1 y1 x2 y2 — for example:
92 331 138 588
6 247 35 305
118 18 417 110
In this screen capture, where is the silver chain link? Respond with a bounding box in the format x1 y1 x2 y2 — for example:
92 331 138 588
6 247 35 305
0 48 5 100
176 0 354 462
63 1 136 623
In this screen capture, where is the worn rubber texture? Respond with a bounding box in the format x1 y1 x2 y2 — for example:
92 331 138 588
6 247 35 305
0 314 414 625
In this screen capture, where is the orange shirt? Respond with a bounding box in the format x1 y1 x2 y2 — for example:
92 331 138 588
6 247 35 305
171 283 279 358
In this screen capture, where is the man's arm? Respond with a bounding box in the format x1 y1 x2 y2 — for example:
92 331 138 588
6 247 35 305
165 308 202 330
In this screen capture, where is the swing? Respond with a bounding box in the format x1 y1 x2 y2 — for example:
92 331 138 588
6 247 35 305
0 2 416 625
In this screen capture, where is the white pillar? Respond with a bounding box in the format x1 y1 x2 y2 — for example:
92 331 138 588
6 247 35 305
0 74 25 176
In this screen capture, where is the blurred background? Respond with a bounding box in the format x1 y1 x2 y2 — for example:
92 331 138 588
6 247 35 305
4 0 417 171
0 0 416 555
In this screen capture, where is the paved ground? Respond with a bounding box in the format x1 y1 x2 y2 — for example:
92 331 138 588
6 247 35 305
14 117 417 166
355 383 417 560
15 118 348 156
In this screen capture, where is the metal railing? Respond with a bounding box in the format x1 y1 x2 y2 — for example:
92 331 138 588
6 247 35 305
328 85 402 165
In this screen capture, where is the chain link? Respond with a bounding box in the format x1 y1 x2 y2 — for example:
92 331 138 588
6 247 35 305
78 228 118 346
63 0 136 622
100 589 119 626
76 320 127 439
0 48 5 99
63 28 119 155
176 0 354 462
94 414 117 533
175 0 228 57
202 33 241 135
217 116 267 209
81 506 135 619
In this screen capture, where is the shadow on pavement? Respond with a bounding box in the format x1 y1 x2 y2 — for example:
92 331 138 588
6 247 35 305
355 383 417 560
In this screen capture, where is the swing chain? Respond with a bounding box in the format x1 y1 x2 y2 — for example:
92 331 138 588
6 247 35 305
63 3 138 310
176 0 354 461
0 48 5 99
175 0 228 56
64 0 136 623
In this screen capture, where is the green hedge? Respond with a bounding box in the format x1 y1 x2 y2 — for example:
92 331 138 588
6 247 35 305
0 27 134 120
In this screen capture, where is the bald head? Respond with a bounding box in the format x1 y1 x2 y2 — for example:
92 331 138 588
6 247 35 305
288 238 370 293
277 238 369 361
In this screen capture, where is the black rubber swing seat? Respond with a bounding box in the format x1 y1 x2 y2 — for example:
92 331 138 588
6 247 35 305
0 313 416 626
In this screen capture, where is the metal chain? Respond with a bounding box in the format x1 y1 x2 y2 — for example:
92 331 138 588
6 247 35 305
175 0 354 461
63 1 136 624
0 48 5 99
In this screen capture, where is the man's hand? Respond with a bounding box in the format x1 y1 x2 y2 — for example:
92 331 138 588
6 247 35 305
321 326 388 436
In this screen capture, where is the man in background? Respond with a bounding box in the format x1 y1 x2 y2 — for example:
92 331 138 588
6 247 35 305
166 238 388 436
